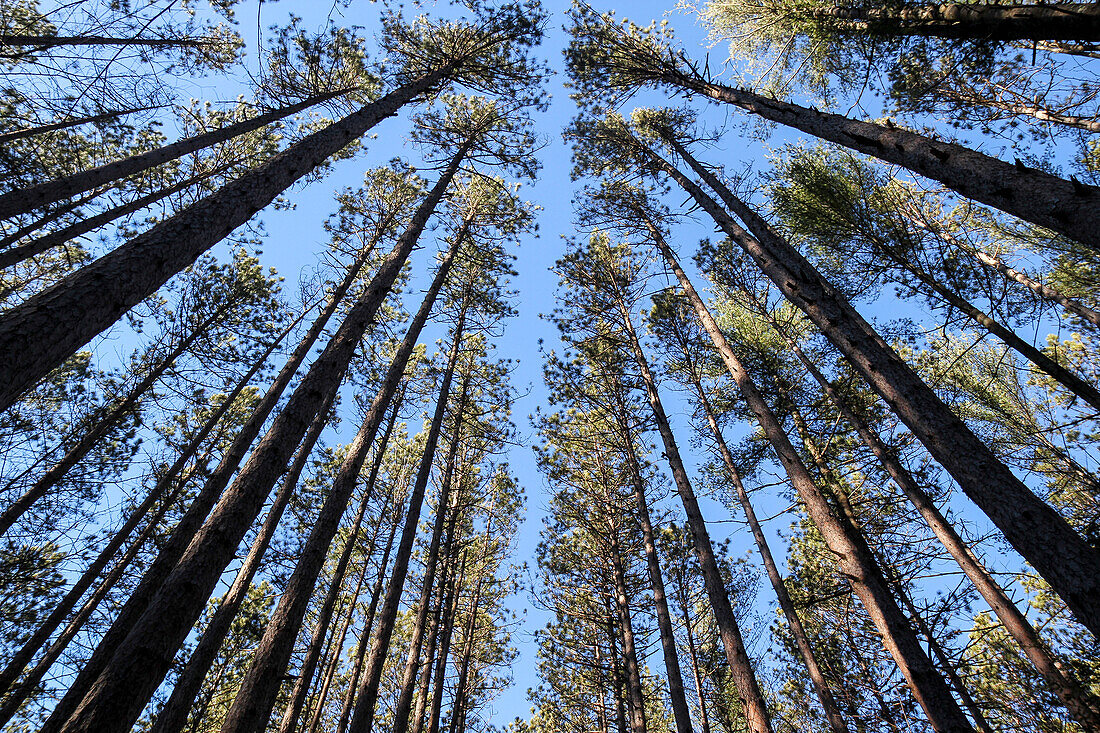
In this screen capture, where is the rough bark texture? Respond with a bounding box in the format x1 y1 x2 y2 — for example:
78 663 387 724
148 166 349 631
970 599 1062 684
656 137 1100 637
346 309 469 733
808 3 1100 41
47 156 461 733
660 73 1100 249
0 67 452 412
639 224 973 732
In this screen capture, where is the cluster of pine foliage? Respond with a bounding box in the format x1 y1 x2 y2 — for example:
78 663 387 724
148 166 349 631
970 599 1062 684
0 0 1098 732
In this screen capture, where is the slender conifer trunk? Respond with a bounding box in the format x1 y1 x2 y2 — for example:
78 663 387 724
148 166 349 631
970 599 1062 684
0 105 162 145
607 532 648 733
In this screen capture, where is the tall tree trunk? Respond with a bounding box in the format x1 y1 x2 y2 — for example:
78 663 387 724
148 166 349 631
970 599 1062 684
0 161 238 270
0 34 221 50
886 247 1100 410
47 154 465 733
0 90 352 221
218 228 468 733
630 225 974 732
609 381 694 733
336 489 403 733
447 570 485 733
274 391 408 733
684 372 848 733
679 588 712 733
41 226 382 729
764 308 1100 729
650 71 1100 249
0 105 162 145
345 304 470 733
0 309 299 708
147 387 340 733
0 65 459 411
424 549 468 733
0 304 225 535
391 363 473 733
608 532 648 733
806 3 1100 42
650 135 1100 636
901 210 1100 328
610 294 775 733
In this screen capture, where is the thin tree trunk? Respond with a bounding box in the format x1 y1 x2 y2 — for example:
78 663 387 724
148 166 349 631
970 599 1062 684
148 387 339 733
903 210 1100 328
274 391 408 733
0 310 299 706
0 105 162 145
890 247 1100 410
631 225 973 732
680 592 712 733
41 229 379 730
0 305 223 535
608 533 648 733
217 226 468 733
0 161 237 270
653 71 1100 249
610 382 693 733
48 155 464 733
0 187 107 250
424 549 467 733
610 294 775 733
336 490 402 733
806 3 1100 42
0 65 458 411
391 363 473 733
652 136 1100 636
0 34 219 50
344 303 470 733
764 311 1100 729
687 376 849 733
447 573 485 733
0 90 350 221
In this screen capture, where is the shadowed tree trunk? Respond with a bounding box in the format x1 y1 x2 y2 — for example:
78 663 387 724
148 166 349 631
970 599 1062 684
607 530 648 733
0 105 162 145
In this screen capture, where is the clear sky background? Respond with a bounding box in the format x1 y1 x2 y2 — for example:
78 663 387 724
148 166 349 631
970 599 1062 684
112 0 1088 725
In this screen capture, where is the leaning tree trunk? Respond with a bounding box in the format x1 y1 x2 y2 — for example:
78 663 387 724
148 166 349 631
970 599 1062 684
610 295 775 733
0 63 460 411
0 88 352 220
609 381 694 733
654 69 1100 250
147 388 340 733
345 305 470 733
686 373 849 733
41 226 385 729
650 135 1100 637
47 152 465 733
0 310 300 708
391 365 473 733
0 105 161 145
216 224 468 733
631 224 974 733
807 3 1100 42
679 585 713 733
0 300 228 535
275 395 406 733
765 312 1100 729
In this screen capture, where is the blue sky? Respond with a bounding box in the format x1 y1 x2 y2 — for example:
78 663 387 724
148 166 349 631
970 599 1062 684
108 0 1091 725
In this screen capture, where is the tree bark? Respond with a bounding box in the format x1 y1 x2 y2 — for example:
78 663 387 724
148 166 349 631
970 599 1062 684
653 135 1100 637
345 304 470 733
0 89 350 221
47 153 463 733
632 222 974 732
610 294 775 733
679 590 712 733
609 382 694 733
423 549 467 733
806 3 1100 42
655 71 1100 249
608 532 648 733
0 105 162 145
0 65 457 412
